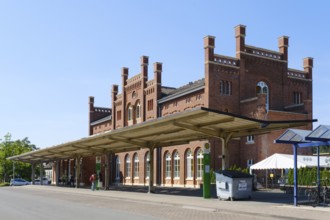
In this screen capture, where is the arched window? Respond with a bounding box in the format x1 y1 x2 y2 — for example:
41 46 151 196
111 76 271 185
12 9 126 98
165 152 171 178
145 152 150 178
115 156 120 180
133 153 139 178
186 149 193 179
136 102 141 119
125 155 131 178
256 81 269 111
196 149 203 179
174 151 180 179
128 104 133 121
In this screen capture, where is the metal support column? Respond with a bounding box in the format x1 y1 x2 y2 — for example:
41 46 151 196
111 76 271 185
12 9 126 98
293 144 298 206
317 146 320 198
203 142 211 198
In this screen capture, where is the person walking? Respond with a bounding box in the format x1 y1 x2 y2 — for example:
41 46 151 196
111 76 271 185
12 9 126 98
89 173 96 191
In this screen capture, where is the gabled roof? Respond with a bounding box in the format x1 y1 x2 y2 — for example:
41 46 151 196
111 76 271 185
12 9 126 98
8 107 316 163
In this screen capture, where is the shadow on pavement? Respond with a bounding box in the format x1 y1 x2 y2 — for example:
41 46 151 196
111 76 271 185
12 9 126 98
108 185 294 204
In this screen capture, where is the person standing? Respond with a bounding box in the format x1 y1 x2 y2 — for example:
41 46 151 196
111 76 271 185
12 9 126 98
70 175 74 187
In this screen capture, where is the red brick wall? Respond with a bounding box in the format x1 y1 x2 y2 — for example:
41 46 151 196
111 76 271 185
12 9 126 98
71 25 314 188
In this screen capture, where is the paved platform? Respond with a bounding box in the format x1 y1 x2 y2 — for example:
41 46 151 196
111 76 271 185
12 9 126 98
22 185 330 220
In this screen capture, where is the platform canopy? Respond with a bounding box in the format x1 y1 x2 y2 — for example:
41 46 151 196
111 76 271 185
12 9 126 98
8 107 315 163
305 125 330 142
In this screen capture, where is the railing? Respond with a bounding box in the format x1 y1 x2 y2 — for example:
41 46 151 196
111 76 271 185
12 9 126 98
214 55 239 66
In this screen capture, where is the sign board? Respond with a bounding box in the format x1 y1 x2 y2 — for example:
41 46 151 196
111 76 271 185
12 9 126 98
205 165 210 173
96 156 101 172
203 143 210 154
238 180 247 191
96 156 101 164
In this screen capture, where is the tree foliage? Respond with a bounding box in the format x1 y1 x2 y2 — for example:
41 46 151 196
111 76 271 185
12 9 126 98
0 133 38 182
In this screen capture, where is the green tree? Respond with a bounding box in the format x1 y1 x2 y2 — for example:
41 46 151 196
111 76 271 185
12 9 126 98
0 133 38 182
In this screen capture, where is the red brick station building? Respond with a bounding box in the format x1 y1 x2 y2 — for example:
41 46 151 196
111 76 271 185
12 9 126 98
52 25 313 188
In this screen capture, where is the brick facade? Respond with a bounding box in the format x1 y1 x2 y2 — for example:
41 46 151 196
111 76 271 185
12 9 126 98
56 25 313 188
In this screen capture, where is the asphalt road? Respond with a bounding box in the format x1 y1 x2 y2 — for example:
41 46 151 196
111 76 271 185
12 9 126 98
1 186 164 220
0 186 271 220
1 186 329 220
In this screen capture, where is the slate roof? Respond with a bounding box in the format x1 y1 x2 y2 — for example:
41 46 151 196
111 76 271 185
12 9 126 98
159 78 205 103
90 115 112 126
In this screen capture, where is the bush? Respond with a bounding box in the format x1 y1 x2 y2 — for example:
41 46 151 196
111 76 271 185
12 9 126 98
286 167 330 186
0 182 10 187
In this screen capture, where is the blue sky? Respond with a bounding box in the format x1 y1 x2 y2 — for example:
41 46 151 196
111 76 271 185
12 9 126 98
1 0 329 148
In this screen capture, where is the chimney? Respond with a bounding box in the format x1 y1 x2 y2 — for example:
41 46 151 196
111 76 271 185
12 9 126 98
303 57 313 79
235 24 246 54
278 36 289 61
89 96 94 112
204 35 215 62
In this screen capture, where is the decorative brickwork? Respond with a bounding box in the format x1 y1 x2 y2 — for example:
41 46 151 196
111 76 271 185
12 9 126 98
68 25 314 188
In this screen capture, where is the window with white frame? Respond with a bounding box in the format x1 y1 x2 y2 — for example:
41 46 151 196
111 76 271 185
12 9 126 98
133 153 139 178
186 149 193 179
246 135 254 144
128 105 133 121
136 102 141 118
145 152 150 178
256 81 269 111
165 152 171 178
174 151 180 179
115 156 120 179
196 149 203 179
125 155 131 178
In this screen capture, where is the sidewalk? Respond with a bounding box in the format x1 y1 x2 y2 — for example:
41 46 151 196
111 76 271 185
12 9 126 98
24 185 330 220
